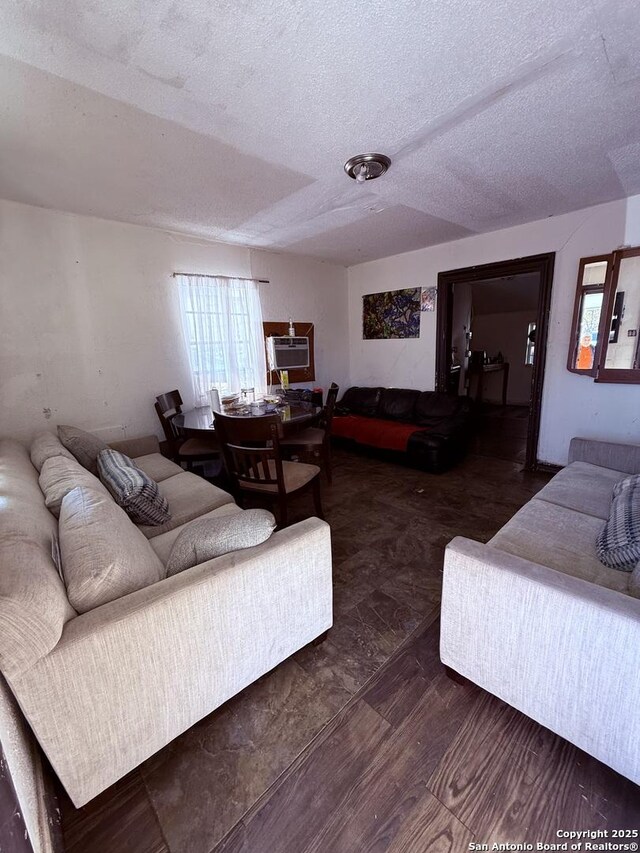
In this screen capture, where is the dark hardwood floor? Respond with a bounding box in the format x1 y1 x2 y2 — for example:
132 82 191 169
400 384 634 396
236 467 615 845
469 403 529 464
57 447 640 853
216 616 640 853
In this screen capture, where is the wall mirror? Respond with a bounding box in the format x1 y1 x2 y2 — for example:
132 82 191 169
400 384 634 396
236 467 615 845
567 254 611 375
596 247 640 382
568 247 640 383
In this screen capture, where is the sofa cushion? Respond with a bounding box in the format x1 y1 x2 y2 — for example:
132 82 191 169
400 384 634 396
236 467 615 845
0 534 77 678
57 425 109 475
613 473 640 498
132 453 184 483
596 475 640 571
534 462 628 520
165 509 276 576
414 392 470 426
30 432 76 473
0 440 77 679
108 435 160 459
59 487 166 614
337 387 382 417
378 388 420 422
39 455 110 518
149 504 243 564
489 498 630 594
0 441 61 541
136 472 235 539
332 415 417 451
97 449 171 526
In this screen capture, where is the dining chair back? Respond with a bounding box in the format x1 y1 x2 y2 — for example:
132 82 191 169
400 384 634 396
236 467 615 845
154 390 184 452
320 383 340 433
154 389 219 471
280 382 339 484
213 411 322 526
214 413 283 488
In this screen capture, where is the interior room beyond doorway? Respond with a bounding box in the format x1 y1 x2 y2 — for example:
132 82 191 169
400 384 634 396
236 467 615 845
450 271 543 465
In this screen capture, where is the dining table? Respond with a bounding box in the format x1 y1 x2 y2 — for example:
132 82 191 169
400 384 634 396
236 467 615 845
173 401 321 439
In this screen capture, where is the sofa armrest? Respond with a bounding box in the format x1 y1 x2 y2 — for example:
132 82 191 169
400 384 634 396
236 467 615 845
568 437 640 473
441 536 640 784
109 434 160 458
11 518 332 806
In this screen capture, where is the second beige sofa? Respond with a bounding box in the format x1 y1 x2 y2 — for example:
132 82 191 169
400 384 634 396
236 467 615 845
440 437 640 785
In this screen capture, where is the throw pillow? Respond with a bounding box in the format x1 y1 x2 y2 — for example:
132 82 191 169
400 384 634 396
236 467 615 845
165 509 276 576
59 486 166 613
596 476 640 571
57 425 108 475
97 448 170 526
613 473 640 498
39 455 111 518
30 432 76 472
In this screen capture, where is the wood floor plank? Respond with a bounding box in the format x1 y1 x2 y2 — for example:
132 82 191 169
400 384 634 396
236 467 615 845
361 611 442 727
384 788 474 853
302 671 478 853
428 691 640 844
308 788 473 853
60 771 168 853
140 657 349 853
293 587 422 696
216 699 391 853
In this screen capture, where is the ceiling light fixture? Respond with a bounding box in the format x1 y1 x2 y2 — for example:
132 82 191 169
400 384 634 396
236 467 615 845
344 153 391 183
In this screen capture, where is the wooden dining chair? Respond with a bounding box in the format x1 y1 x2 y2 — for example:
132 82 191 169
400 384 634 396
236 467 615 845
280 383 339 484
154 390 219 471
213 412 323 527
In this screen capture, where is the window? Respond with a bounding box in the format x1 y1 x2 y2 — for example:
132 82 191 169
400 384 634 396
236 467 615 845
176 274 267 406
525 322 536 365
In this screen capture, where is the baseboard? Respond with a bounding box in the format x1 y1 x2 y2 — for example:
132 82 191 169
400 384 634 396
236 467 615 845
534 461 563 474
477 400 530 407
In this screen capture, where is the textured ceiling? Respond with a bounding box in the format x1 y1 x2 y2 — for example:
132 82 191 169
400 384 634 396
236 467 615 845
1 0 640 266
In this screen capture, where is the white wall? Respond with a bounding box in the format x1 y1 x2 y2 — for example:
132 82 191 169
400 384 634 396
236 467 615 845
472 311 535 405
348 195 640 465
0 199 349 443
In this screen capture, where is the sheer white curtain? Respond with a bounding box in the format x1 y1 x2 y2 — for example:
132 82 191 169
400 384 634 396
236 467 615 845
177 275 267 406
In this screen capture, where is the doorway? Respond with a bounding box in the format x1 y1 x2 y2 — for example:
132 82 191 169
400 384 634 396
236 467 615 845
436 253 555 470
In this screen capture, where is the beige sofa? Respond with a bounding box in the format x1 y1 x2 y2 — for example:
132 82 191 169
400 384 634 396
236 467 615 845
441 437 640 785
0 433 332 807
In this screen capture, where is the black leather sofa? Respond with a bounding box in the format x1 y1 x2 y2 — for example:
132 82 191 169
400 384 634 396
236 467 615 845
332 386 473 473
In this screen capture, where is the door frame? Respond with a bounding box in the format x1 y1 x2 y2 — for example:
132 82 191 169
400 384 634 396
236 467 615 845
435 252 555 471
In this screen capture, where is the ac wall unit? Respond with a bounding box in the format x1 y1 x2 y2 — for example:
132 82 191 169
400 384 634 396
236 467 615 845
267 336 310 370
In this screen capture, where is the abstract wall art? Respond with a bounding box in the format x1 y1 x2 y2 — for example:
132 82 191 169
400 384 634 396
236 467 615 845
421 286 437 312
362 287 421 339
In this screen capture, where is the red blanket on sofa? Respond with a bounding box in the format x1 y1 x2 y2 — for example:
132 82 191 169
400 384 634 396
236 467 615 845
332 415 418 452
